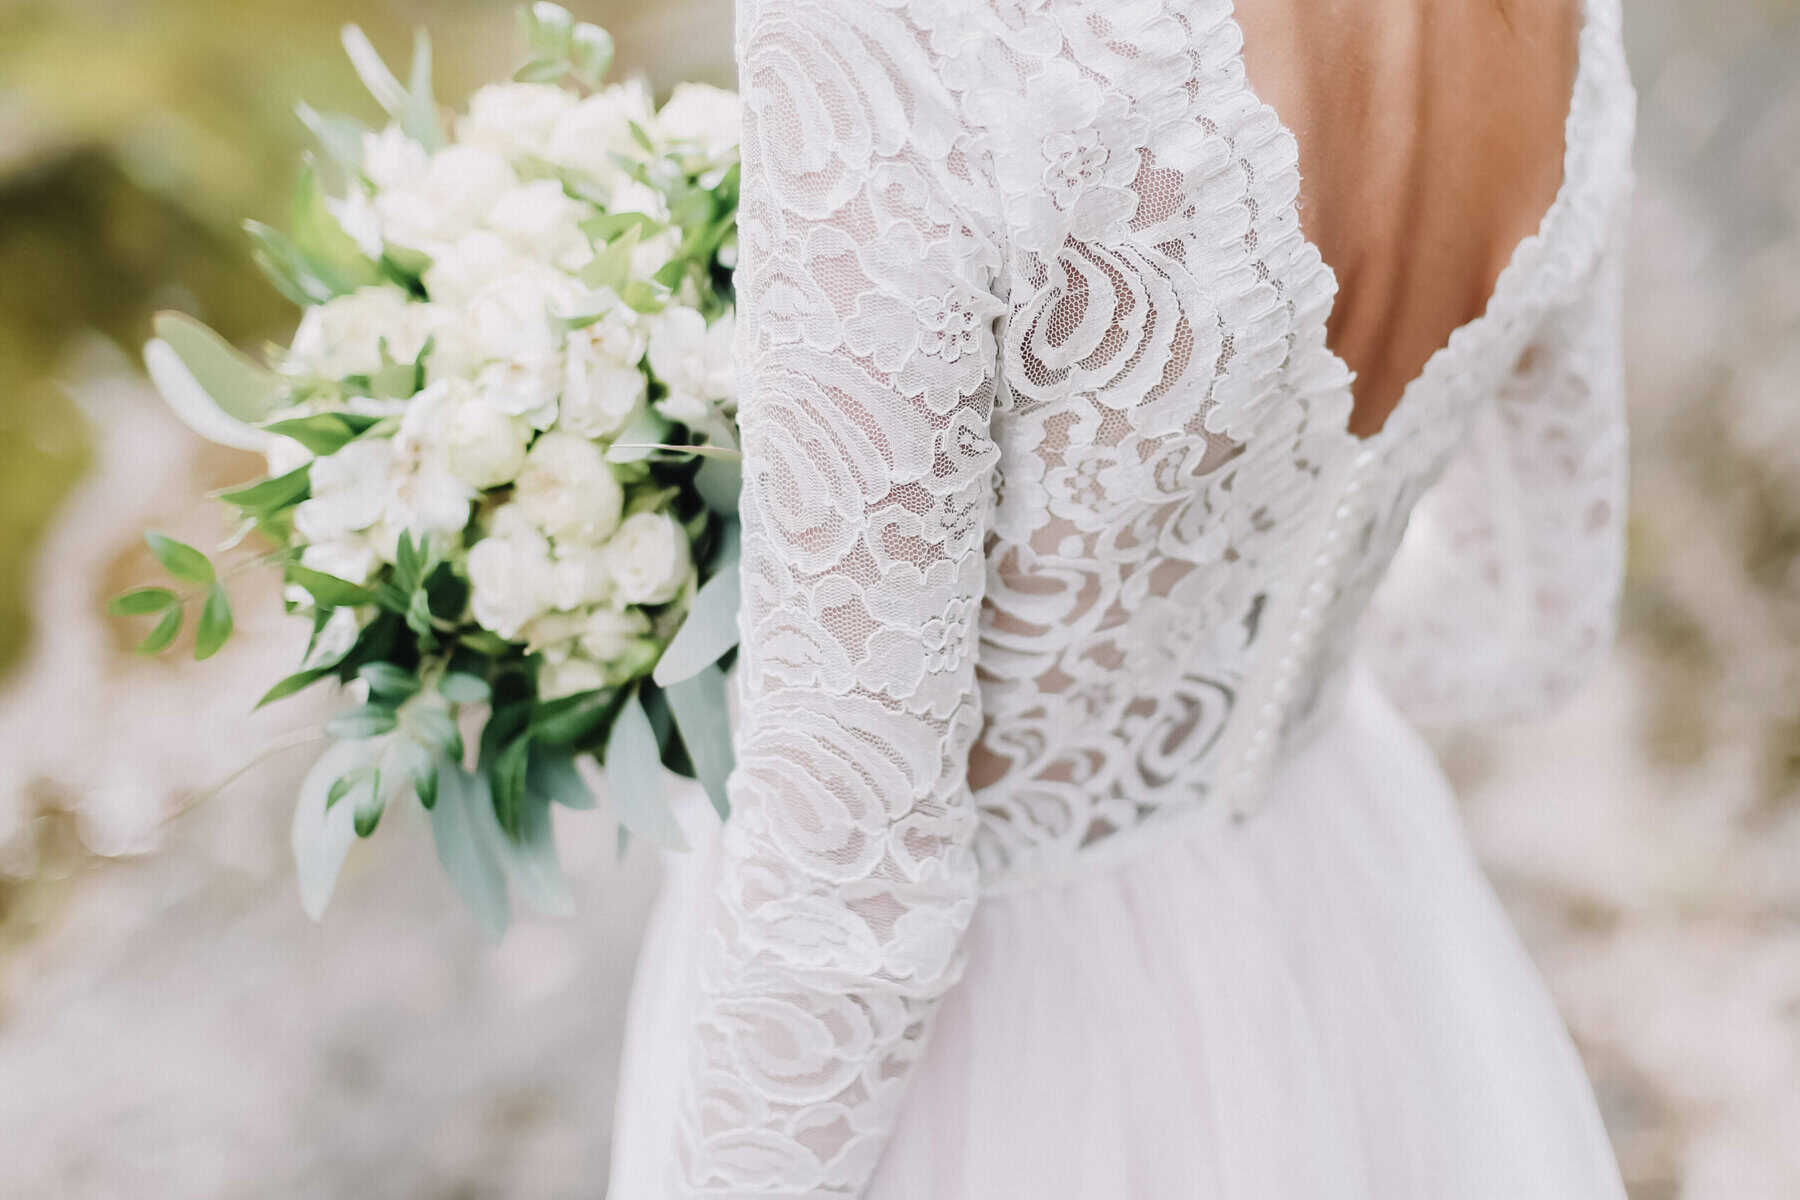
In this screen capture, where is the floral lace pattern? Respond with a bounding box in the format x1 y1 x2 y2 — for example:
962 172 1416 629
668 0 1635 1193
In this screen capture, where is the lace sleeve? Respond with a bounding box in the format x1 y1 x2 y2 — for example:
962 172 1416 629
668 2 1003 1194
1361 225 1630 726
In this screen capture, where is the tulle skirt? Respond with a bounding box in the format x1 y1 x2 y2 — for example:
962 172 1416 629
607 667 1627 1198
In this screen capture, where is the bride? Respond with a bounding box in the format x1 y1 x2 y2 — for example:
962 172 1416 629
612 0 1635 1194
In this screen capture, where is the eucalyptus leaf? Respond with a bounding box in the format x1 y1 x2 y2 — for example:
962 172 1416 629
694 455 742 515
428 765 511 939
652 563 740 687
665 664 734 820
358 662 419 699
326 704 399 740
148 310 289 429
497 790 574 917
528 748 594 810
438 672 491 705
296 103 367 174
605 692 686 850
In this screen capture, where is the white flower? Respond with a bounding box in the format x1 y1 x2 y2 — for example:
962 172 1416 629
475 355 563 430
445 396 533 489
328 189 385 259
421 231 536 311
578 606 653 661
560 330 647 439
375 145 517 251
606 177 671 223
462 266 578 362
287 287 434 380
549 546 613 611
513 431 624 544
467 515 556 640
301 606 365 669
293 439 393 541
605 511 693 606
545 79 657 186
362 125 431 192
538 655 609 700
458 82 577 159
486 179 594 270
630 226 684 281
657 82 742 164
647 306 735 434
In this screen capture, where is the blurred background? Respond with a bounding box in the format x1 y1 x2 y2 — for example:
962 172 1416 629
0 1 1795 1196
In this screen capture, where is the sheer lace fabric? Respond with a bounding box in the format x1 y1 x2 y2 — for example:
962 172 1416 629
667 0 1635 1193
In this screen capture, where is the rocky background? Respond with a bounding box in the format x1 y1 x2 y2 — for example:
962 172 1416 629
1 1 1795 1196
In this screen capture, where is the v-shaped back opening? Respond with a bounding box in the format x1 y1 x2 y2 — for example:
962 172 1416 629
1226 0 1595 443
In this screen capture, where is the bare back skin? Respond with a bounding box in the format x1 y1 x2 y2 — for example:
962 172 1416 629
1235 0 1582 437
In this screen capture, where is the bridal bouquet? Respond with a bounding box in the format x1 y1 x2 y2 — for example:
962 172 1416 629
110 5 742 934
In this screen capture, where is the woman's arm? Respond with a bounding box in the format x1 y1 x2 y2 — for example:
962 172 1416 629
1361 224 1630 725
668 2 1003 1193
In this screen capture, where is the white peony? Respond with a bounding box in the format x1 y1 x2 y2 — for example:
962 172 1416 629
421 230 537 312
486 178 593 270
475 355 564 430
545 79 657 187
578 605 653 661
466 516 556 640
647 306 736 435
457 82 577 159
287 287 435 380
512 431 624 544
605 511 693 606
560 329 647 439
362 125 431 192
445 395 533 489
301 536 381 585
657 82 742 164
293 438 393 541
538 655 609 701
549 546 613 611
375 145 517 251
461 266 578 363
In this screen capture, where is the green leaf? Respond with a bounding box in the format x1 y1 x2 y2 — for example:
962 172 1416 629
415 762 440 810
286 564 377 609
528 748 594 810
427 766 511 939
404 704 462 760
694 457 742 516
458 630 514 656
568 22 615 88
257 666 333 709
148 311 289 425
529 688 621 749
497 789 573 916
353 771 385 837
603 406 673 464
218 465 311 516
513 58 566 84
245 220 338 307
358 662 419 699
195 582 234 660
296 102 367 174
294 740 379 920
652 562 740 687
109 587 177 617
579 221 642 292
491 733 533 839
665 664 734 821
136 606 183 655
145 532 215 585
605 691 685 850
438 672 491 705
291 160 384 295
402 29 444 149
326 771 359 810
326 704 398 740
263 411 381 455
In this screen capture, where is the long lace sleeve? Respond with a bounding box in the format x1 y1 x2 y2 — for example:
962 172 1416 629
668 2 1004 1193
1360 224 1630 726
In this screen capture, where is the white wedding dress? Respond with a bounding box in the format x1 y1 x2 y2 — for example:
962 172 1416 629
611 0 1637 1195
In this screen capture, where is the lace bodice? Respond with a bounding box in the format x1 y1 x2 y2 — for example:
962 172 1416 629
664 0 1636 1192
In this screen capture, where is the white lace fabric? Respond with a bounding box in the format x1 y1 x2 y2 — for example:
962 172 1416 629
669 0 1636 1193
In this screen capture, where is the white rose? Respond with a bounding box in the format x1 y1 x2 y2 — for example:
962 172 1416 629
376 145 517 250
560 331 647 439
605 511 693 606
287 287 431 379
362 125 430 192
545 79 657 185
462 267 578 362
656 82 742 164
458 82 577 159
538 655 609 701
467 523 556 640
475 355 563 430
549 547 613 611
485 179 593 270
421 231 535 311
446 398 533 489
512 431 624 544
578 606 653 661
293 438 393 541
647 306 736 435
